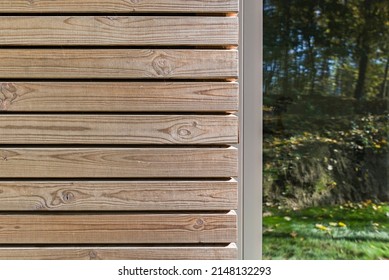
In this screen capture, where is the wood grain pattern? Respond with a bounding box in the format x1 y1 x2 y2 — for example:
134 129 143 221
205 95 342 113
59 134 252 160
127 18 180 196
0 49 238 79
0 82 238 112
0 0 240 258
0 115 238 144
0 180 238 211
0 212 237 244
0 16 238 46
0 0 239 13
0 148 238 178
0 244 238 260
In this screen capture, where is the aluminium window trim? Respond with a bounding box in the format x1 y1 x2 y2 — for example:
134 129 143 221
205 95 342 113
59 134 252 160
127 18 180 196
239 0 263 260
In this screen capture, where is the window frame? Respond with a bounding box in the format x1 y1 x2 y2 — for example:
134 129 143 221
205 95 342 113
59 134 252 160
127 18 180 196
239 0 263 259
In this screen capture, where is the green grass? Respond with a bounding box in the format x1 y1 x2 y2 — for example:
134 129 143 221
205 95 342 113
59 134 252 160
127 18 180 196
263 202 389 259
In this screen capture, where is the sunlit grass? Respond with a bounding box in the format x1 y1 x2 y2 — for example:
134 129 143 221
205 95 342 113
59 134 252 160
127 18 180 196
263 202 389 259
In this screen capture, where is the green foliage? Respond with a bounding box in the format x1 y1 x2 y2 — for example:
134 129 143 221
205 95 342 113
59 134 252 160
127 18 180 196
263 203 389 259
264 0 389 99
263 97 389 206
263 0 389 260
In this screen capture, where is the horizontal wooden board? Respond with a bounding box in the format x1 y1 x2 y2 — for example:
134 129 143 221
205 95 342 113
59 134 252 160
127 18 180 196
0 16 238 46
0 180 238 211
0 49 238 79
0 244 238 260
0 0 239 13
0 82 238 112
0 212 237 244
0 115 238 145
0 148 238 178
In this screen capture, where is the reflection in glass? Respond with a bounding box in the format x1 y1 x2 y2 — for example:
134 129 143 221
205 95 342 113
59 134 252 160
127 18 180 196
263 0 389 259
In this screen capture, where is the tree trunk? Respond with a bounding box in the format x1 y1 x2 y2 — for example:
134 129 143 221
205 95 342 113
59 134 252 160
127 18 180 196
354 0 372 101
334 59 342 96
308 42 316 95
282 1 291 96
380 58 389 98
354 50 369 100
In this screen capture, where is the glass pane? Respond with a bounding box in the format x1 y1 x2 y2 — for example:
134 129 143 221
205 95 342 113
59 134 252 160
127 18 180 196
263 0 389 259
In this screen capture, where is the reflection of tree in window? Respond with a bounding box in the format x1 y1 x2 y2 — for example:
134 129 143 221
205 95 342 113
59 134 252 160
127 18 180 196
262 0 389 260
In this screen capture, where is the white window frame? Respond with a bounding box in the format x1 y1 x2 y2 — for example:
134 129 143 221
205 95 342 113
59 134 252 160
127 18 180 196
239 0 262 259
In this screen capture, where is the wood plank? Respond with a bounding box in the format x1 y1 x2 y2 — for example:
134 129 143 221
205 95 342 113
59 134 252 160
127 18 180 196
0 180 238 211
0 148 238 178
0 244 238 260
0 16 238 46
0 49 238 79
0 82 238 112
0 0 239 13
0 115 238 145
0 212 237 244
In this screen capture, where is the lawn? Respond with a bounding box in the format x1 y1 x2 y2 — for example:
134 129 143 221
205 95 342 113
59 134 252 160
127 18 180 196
262 202 389 259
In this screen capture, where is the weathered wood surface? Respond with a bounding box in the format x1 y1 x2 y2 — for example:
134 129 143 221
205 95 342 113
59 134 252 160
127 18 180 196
0 0 240 259
0 82 238 112
0 148 238 178
0 244 238 260
0 49 238 79
0 180 238 211
0 16 238 46
0 115 238 144
0 212 237 244
0 0 239 13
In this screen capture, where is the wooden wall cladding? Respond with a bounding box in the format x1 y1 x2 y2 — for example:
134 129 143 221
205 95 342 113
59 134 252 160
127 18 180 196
0 82 238 112
0 148 238 178
0 0 239 13
0 115 238 144
0 244 238 260
0 0 239 260
0 49 238 79
0 180 238 211
0 16 238 46
0 212 237 244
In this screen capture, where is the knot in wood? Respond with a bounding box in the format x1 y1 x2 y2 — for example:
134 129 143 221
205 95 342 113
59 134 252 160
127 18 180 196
178 128 191 137
89 250 98 260
152 54 173 76
62 191 75 203
0 83 17 111
173 121 201 141
193 218 205 230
